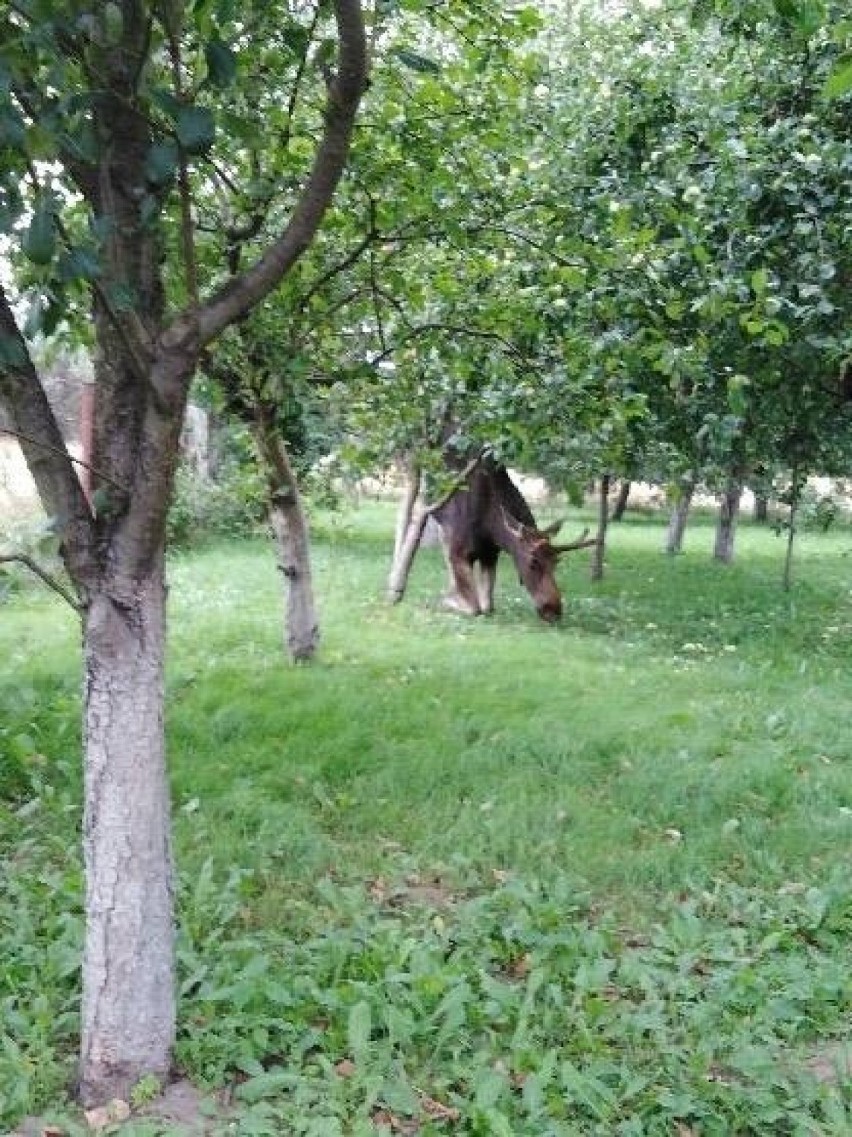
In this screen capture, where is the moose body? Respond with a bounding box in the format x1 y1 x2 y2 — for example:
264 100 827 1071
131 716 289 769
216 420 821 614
432 459 584 623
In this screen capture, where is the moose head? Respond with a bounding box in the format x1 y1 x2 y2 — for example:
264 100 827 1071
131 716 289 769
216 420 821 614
502 513 597 623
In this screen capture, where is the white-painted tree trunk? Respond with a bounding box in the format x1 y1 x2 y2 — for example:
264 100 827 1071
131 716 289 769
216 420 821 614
79 570 175 1106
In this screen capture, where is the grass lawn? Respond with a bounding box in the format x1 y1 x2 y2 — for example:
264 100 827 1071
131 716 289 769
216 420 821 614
1 503 851 1134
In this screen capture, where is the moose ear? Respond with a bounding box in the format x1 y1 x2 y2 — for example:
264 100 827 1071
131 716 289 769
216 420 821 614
539 518 565 538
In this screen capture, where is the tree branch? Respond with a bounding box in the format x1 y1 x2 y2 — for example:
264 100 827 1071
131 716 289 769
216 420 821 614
0 285 96 589
185 0 368 349
0 554 82 611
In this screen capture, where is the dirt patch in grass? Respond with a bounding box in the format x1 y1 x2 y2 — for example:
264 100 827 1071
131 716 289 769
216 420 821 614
801 1041 852 1085
12 1079 230 1137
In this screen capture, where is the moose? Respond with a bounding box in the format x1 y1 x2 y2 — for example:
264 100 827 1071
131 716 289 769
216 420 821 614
432 457 597 623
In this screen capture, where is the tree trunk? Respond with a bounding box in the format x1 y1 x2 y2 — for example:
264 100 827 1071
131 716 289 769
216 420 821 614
754 493 769 523
253 411 318 662
387 500 430 604
393 460 422 567
591 474 610 581
782 467 800 592
79 568 174 1106
713 481 742 563
611 479 631 521
665 479 694 555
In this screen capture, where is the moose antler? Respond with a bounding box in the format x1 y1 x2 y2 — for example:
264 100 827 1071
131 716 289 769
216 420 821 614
550 528 600 555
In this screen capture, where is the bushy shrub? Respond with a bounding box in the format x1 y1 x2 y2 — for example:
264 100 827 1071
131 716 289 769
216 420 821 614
168 452 266 546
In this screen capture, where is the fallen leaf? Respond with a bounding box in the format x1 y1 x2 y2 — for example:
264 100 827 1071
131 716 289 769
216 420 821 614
419 1094 460 1122
371 1108 420 1134
335 1058 357 1078
83 1099 130 1130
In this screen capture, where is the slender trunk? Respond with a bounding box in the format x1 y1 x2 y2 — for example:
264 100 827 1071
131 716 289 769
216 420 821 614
253 413 318 662
754 493 769 524
79 567 174 1106
591 473 610 581
387 500 429 604
393 461 421 566
611 479 631 522
713 481 742 563
665 478 694 555
782 469 799 592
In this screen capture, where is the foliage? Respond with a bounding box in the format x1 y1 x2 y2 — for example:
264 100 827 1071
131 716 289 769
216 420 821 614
167 431 266 547
3 511 852 1131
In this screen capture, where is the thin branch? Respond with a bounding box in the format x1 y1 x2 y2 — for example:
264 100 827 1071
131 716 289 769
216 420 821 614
1 426 127 494
281 4 322 152
423 453 484 515
294 226 377 315
189 0 368 348
0 554 82 611
162 4 199 308
370 319 532 369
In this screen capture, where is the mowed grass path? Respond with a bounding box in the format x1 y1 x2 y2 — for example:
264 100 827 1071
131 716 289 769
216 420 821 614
2 505 851 1132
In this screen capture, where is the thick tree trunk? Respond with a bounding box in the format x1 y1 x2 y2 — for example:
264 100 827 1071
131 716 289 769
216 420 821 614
754 493 769 523
665 478 694 555
591 474 610 581
611 479 631 522
79 568 174 1106
713 481 742 563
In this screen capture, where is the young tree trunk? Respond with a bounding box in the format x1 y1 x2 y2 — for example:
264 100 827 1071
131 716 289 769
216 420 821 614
713 481 742 563
591 473 610 581
665 478 694 555
753 493 769 523
254 410 319 662
782 467 800 592
392 460 422 567
79 568 174 1106
387 500 430 603
611 479 631 521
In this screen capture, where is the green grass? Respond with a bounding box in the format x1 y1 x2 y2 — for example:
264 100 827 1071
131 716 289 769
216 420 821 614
2 505 852 1133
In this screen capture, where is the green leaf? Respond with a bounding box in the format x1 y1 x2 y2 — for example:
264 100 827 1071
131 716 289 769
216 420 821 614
823 55 852 100
347 1000 372 1058
22 200 56 265
394 49 441 75
175 105 216 153
145 140 179 185
205 36 237 88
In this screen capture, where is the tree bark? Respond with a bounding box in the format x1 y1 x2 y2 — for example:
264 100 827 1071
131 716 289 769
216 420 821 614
393 460 422 566
253 409 319 662
665 478 694 555
753 493 769 523
388 463 426 603
713 481 742 563
591 473 610 581
782 467 800 592
611 479 631 521
387 503 430 604
79 568 174 1106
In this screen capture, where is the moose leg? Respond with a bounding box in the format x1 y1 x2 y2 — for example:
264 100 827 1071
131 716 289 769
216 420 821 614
476 559 497 615
443 553 481 615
